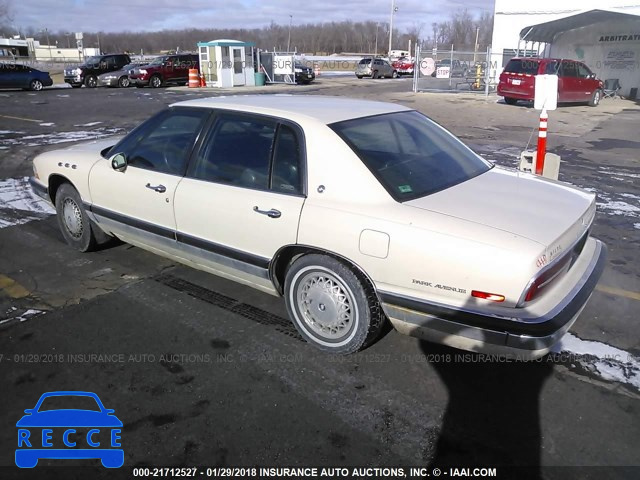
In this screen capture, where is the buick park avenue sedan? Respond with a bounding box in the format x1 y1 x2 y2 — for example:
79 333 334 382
29 96 606 358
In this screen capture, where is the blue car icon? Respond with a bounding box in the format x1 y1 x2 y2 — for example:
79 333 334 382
16 391 123 468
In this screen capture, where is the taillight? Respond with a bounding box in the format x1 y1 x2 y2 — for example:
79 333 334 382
472 290 505 302
523 254 572 302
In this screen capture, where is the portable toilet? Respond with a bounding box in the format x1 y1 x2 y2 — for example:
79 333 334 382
197 39 256 88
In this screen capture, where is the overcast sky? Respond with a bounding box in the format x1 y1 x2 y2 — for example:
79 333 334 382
10 0 495 34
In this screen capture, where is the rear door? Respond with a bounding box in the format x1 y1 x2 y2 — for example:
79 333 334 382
559 60 580 102
174 112 306 283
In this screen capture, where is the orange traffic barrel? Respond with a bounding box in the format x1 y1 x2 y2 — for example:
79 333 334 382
188 69 199 88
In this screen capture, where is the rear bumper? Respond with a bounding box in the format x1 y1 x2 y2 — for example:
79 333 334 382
381 238 607 359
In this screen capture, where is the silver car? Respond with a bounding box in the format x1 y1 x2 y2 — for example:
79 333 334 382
355 58 398 79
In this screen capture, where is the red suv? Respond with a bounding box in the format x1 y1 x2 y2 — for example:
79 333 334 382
130 54 199 88
498 58 604 107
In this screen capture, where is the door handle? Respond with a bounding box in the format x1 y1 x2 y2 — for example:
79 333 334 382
146 183 166 193
253 206 281 218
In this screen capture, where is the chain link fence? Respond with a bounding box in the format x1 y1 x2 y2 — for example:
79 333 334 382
412 46 502 96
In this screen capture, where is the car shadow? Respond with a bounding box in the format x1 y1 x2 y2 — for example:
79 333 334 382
418 330 553 478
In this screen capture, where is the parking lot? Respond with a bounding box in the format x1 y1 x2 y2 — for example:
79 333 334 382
0 76 639 478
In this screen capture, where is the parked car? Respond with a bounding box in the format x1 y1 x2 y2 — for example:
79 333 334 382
64 54 132 88
294 62 315 84
0 63 53 91
355 58 398 79
129 54 198 88
391 57 415 76
97 63 144 88
431 59 468 78
498 57 604 106
29 96 605 358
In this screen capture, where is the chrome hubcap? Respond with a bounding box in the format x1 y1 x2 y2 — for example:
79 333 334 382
297 272 353 339
62 198 83 238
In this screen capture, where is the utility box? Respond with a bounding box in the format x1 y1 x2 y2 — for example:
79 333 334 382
519 150 560 180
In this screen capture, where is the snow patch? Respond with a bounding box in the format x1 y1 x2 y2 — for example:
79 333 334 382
634 223 640 230
0 309 45 326
39 123 55 127
553 333 640 391
0 177 55 229
74 121 103 127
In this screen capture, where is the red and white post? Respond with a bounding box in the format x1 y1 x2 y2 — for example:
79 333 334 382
535 109 548 175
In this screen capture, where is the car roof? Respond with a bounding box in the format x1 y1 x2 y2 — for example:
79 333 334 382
171 95 412 125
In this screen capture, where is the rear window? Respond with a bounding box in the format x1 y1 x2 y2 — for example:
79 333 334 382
504 59 540 75
330 111 492 202
358 59 372 66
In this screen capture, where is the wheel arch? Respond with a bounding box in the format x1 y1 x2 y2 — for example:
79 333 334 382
47 174 74 203
269 244 381 302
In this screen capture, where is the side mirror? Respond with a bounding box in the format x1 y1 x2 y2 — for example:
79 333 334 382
111 153 127 172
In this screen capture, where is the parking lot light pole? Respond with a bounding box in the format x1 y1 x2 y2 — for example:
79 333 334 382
388 0 398 56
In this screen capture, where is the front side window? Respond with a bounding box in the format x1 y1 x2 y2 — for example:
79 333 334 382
577 63 591 78
110 108 210 175
331 111 491 201
190 114 304 195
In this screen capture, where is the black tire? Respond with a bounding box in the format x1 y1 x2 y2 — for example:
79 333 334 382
84 75 97 88
589 89 601 107
356 75 363 79
504 97 518 105
55 183 103 252
149 75 163 88
284 254 386 354
118 76 131 88
29 79 44 91
372 70 379 79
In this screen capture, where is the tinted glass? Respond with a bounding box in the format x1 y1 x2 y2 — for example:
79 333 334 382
271 125 302 194
544 61 559 74
504 59 540 75
577 63 591 78
121 108 209 175
331 111 491 201
358 59 371 66
560 61 578 78
191 114 276 189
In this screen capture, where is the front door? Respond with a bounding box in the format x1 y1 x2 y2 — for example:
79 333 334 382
88 107 211 247
231 47 245 86
174 112 306 286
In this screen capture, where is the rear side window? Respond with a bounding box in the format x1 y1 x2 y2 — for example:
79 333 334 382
560 61 578 78
331 111 492 201
504 59 540 75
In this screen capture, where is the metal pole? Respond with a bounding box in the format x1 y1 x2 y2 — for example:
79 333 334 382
449 44 453 88
375 23 379 56
388 0 395 56
473 27 479 63
484 46 490 98
287 15 292 53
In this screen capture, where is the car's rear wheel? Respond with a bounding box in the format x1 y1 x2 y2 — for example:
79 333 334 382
29 79 44 91
284 254 386 354
372 70 379 79
504 97 518 105
55 183 104 252
84 75 97 88
150 75 163 88
118 76 130 88
589 89 601 107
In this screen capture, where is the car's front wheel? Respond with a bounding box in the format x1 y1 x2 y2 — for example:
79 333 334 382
118 76 131 88
392 70 398 78
589 89 601 107
284 254 386 354
150 75 163 88
84 75 98 88
55 184 101 252
29 79 44 91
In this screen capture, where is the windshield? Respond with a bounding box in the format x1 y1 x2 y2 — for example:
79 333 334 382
148 56 169 66
83 56 103 66
330 111 492 201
